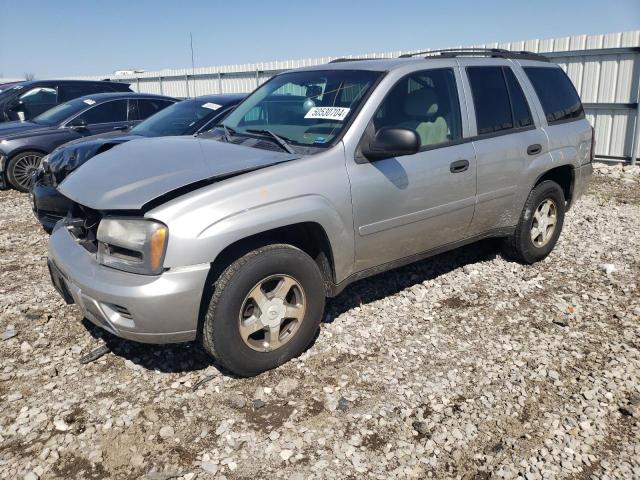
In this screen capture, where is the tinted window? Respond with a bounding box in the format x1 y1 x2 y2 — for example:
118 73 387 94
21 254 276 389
373 68 462 148
74 100 128 124
504 68 533 128
137 99 174 120
467 67 513 135
59 84 109 101
524 67 584 124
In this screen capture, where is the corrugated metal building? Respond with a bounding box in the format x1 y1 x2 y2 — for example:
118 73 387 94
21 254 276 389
75 31 640 163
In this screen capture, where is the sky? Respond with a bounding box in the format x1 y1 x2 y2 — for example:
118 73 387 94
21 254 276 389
0 0 639 78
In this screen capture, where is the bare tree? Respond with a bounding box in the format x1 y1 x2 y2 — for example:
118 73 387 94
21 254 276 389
24 73 35 81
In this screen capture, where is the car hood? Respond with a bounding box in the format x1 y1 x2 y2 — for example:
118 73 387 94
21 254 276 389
59 136 299 210
0 121 53 139
48 133 142 180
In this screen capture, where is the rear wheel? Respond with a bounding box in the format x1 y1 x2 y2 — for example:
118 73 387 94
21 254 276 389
502 180 566 264
202 244 326 377
7 151 43 192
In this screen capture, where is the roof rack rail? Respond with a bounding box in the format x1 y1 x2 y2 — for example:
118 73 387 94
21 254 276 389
399 48 550 62
329 57 388 63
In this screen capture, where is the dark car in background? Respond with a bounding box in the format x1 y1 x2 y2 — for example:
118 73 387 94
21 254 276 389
0 92 177 191
31 94 245 231
0 79 132 123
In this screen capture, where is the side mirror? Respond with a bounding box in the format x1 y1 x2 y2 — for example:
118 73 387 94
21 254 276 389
361 127 421 161
69 118 88 131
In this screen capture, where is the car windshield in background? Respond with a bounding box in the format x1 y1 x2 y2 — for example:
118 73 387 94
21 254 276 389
32 98 89 126
221 70 382 150
131 99 220 137
0 85 21 100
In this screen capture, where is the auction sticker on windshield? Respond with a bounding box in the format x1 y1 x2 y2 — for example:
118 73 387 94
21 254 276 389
202 102 222 110
304 107 350 121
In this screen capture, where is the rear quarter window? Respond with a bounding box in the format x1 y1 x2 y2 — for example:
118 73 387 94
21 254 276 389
523 67 584 124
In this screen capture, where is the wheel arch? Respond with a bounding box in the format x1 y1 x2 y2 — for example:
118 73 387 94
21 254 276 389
532 164 575 209
195 221 337 341
8 147 49 162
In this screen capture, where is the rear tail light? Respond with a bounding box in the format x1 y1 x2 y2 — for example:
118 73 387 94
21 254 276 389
590 126 595 163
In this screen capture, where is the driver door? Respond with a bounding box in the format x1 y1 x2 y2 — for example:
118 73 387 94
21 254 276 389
347 68 477 271
68 99 132 136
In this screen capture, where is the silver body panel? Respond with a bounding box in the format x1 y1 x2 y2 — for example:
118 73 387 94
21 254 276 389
48 226 209 342
49 57 593 343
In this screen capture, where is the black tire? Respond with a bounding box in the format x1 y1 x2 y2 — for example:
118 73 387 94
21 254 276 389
502 180 566 264
202 244 326 377
7 151 43 192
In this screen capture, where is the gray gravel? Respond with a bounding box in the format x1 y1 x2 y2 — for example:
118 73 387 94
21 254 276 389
1 163 639 479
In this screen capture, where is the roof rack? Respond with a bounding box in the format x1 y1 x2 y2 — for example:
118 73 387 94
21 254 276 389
399 48 550 62
328 57 389 63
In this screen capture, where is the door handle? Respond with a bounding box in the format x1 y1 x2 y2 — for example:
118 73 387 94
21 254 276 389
527 144 542 156
449 159 469 173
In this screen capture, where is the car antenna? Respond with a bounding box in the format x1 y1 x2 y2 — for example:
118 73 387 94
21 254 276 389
189 32 196 101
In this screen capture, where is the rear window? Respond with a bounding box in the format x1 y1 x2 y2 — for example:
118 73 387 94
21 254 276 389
467 66 513 135
59 84 111 102
504 68 533 128
523 67 584 124
137 99 174 119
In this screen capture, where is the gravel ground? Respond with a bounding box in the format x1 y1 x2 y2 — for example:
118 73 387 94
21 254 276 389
1 163 639 480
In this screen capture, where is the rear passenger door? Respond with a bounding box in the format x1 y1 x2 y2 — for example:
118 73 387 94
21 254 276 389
347 68 477 271
460 61 548 235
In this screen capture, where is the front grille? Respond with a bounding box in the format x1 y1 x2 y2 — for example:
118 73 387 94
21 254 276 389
63 203 101 253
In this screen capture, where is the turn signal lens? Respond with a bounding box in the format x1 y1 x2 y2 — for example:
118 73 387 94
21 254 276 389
149 226 168 273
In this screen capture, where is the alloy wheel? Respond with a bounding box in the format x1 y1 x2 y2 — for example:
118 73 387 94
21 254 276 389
12 154 42 190
530 198 557 248
238 274 306 352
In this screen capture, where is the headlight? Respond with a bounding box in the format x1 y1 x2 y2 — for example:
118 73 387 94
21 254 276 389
97 218 168 275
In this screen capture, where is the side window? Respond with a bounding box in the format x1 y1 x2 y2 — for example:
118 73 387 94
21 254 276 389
59 84 105 102
372 68 462 148
504 68 533 128
73 100 128 125
523 67 584 124
137 99 174 120
19 87 57 107
467 66 513 135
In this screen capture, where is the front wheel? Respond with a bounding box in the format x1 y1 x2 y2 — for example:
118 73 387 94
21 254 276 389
502 180 566 264
202 244 326 377
7 151 43 192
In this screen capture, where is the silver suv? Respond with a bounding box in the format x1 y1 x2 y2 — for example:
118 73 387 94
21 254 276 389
48 49 593 376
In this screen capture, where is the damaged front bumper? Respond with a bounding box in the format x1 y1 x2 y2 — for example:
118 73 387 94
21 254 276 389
48 225 210 344
31 170 72 233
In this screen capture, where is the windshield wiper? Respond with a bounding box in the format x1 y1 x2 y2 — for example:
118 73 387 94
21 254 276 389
214 123 237 142
246 129 296 154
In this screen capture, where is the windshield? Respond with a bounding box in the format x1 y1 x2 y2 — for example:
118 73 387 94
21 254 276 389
33 98 90 126
221 69 382 149
0 84 22 101
131 99 224 137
